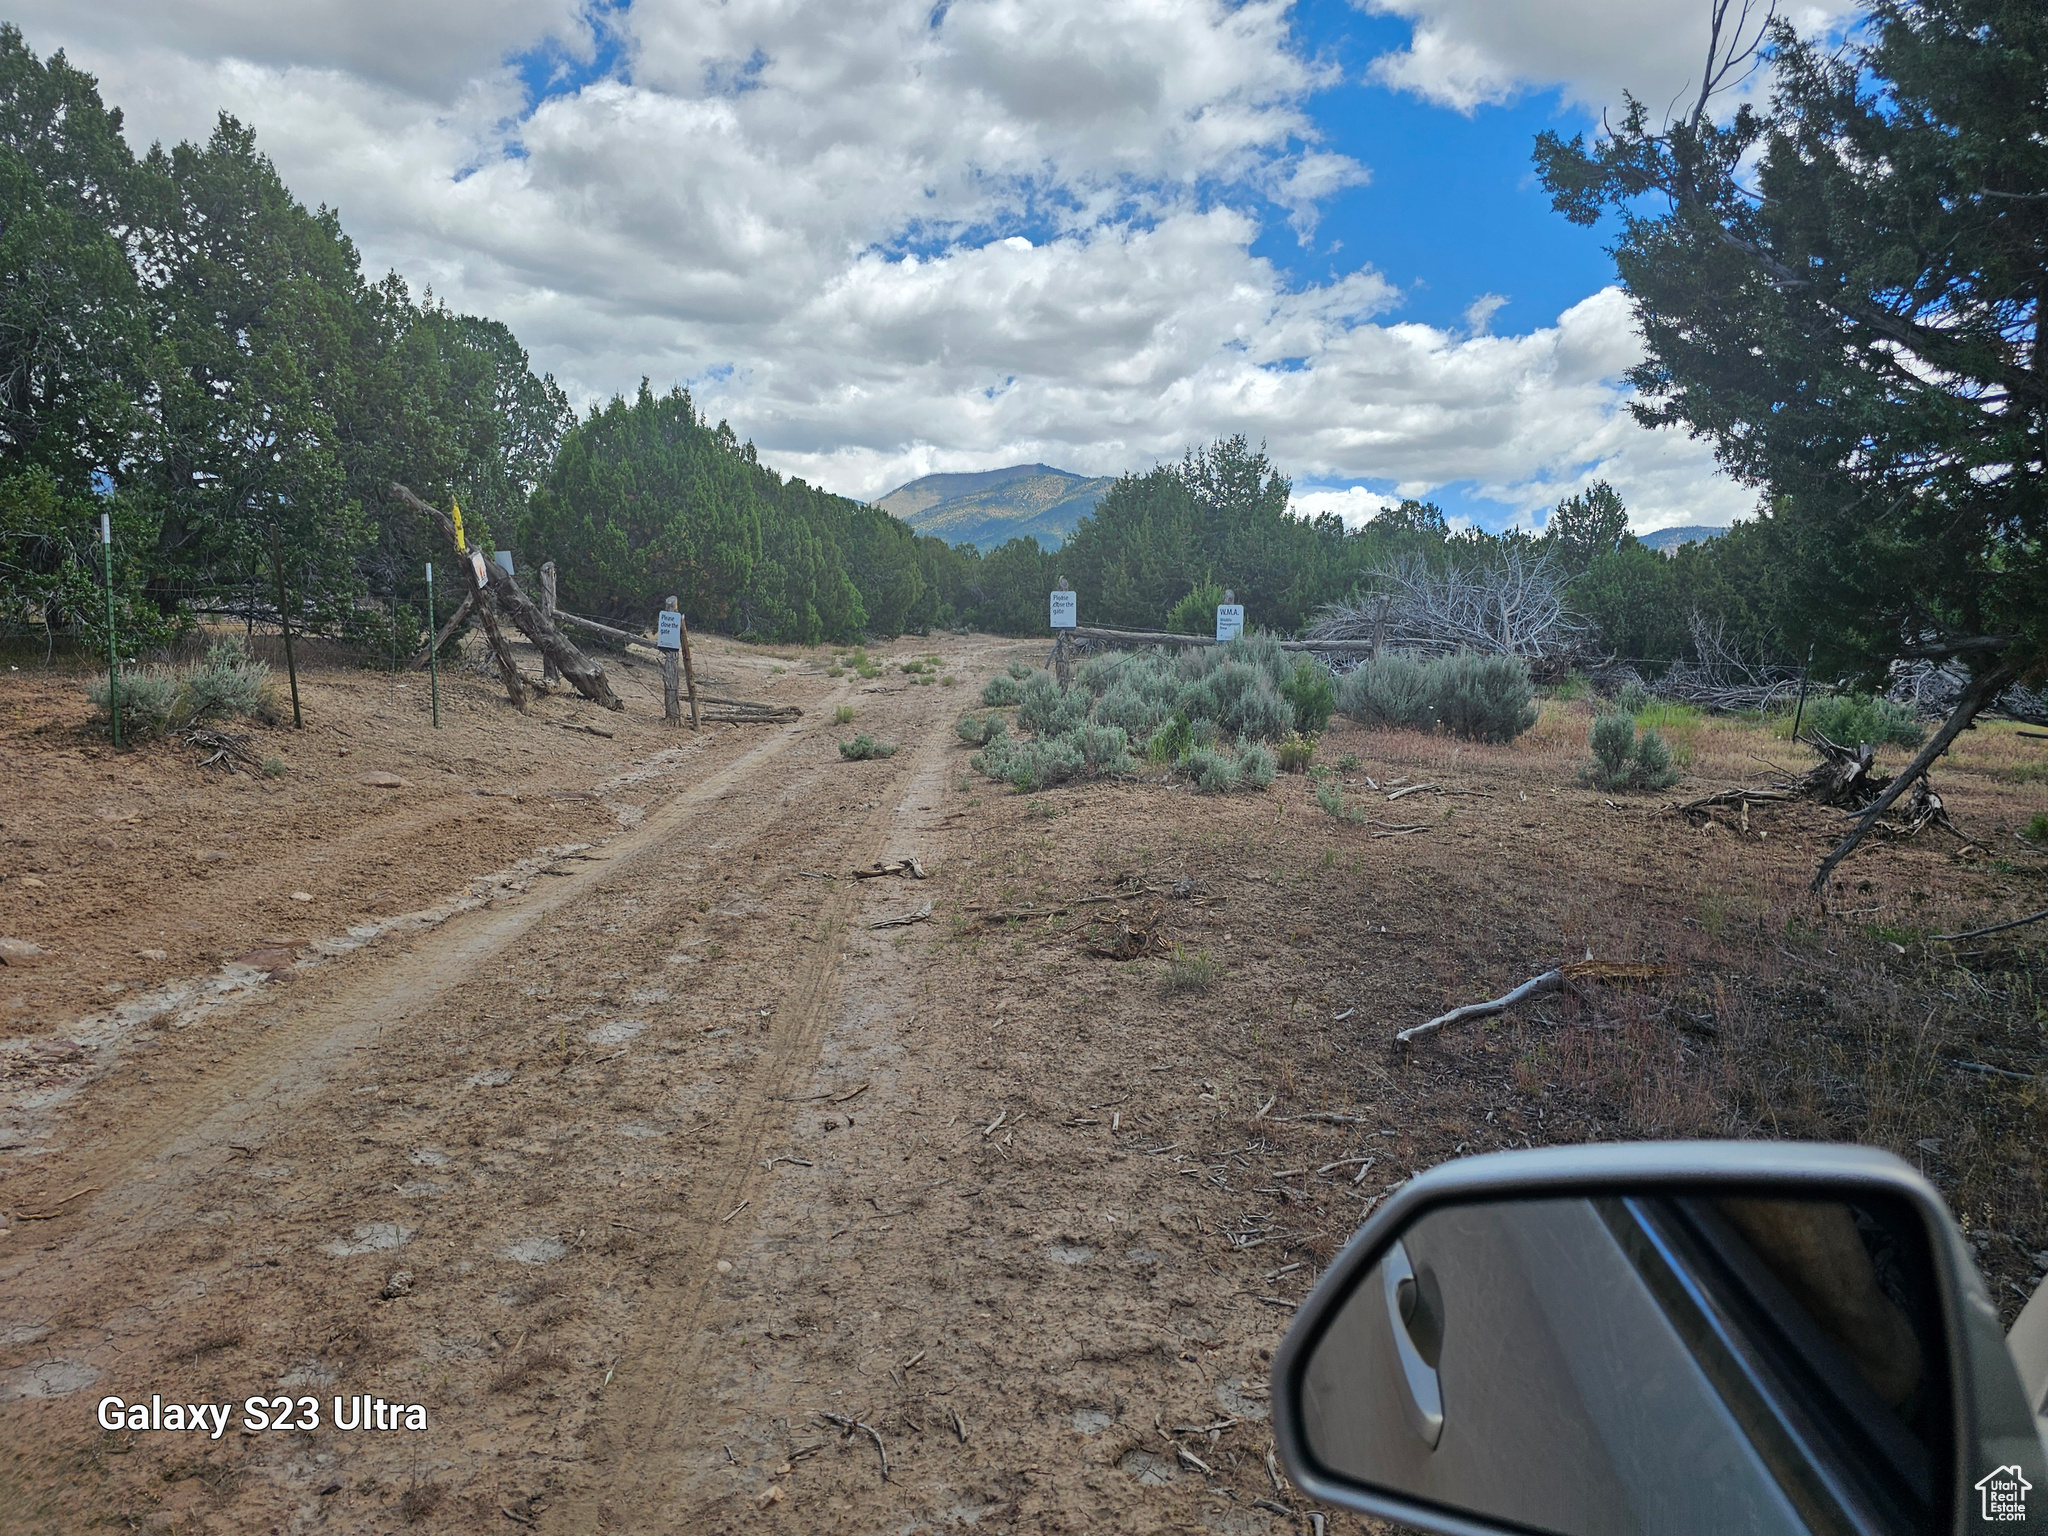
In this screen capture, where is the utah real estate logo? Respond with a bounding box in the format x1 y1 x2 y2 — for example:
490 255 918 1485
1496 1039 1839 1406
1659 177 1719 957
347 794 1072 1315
1975 1465 2030 1523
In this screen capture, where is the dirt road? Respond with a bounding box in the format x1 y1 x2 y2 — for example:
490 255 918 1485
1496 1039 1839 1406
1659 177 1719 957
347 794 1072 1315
4 632 2042 1534
0 636 1375 1535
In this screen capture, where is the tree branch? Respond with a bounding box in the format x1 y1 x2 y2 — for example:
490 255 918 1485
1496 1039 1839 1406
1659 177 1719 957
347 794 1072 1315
1809 661 2016 893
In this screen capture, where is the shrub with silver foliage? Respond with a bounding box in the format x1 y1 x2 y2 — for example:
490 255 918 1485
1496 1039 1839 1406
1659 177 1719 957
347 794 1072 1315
1335 653 1436 731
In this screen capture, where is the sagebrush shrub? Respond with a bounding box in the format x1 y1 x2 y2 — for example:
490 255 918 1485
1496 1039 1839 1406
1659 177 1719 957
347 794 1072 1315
1238 741 1277 788
1178 661 1292 742
1004 731 1087 790
87 668 180 739
1095 679 1165 740
1222 631 1295 691
181 641 276 723
1076 652 1130 695
1186 745 1240 793
1078 723 1136 775
1800 692 1924 750
1335 653 1436 731
981 673 1022 707
956 712 1005 745
1431 651 1537 743
1616 678 1651 715
839 734 898 761
87 640 276 741
1007 660 1033 680
1634 727 1675 783
1313 773 1365 823
1017 671 1089 735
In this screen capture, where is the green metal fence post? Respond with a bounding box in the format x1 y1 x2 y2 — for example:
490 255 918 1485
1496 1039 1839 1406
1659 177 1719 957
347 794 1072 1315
266 525 304 728
100 512 120 749
426 561 441 729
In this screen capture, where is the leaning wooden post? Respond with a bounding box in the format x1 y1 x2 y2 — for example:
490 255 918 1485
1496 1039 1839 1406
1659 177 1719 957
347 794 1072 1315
658 597 683 726
677 606 701 730
539 561 560 686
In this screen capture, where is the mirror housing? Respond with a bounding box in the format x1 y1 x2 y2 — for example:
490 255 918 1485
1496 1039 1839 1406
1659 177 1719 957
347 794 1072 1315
1271 1142 2046 1536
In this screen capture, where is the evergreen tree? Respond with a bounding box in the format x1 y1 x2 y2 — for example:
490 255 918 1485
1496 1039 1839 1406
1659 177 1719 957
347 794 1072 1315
1534 0 2048 702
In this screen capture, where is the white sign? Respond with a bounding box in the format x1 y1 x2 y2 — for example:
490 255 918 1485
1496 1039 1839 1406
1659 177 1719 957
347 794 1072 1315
468 548 492 590
655 611 683 651
1215 603 1245 641
1049 590 1077 630
493 550 515 576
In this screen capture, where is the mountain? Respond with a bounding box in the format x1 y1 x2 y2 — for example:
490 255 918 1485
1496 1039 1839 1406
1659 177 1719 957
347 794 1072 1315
875 463 1113 551
1637 524 1729 554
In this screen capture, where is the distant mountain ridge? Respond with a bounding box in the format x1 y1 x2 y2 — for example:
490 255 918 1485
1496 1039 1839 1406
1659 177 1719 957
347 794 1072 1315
875 463 1112 551
1638 524 1728 553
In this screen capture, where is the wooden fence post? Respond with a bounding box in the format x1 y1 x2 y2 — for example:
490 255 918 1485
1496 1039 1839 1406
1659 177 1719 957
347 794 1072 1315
677 606 700 730
661 596 682 725
540 561 559 686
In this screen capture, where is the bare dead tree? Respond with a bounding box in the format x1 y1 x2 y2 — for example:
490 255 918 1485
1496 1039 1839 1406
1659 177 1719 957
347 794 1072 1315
1305 549 1594 674
1657 612 1804 712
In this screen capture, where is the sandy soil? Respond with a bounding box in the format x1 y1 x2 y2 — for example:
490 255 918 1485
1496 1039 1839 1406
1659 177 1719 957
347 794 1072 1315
0 635 2042 1534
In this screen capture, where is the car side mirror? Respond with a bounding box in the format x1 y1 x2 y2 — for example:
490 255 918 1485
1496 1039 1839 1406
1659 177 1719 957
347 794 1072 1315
1270 1142 2046 1535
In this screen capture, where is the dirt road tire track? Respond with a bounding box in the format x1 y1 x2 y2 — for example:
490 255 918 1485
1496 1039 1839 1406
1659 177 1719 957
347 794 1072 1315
559 721 952 1533
0 710 823 1287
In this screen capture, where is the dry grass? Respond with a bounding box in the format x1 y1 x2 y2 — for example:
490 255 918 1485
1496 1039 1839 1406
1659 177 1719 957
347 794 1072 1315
488 1347 567 1395
399 1477 445 1523
978 705 2048 1323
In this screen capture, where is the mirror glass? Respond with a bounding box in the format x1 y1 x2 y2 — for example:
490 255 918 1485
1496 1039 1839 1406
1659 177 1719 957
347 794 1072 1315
1297 1190 1951 1536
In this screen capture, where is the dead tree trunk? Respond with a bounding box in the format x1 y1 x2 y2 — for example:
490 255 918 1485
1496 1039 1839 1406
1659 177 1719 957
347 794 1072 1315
390 482 623 711
1810 661 2016 892
408 591 473 671
472 580 530 711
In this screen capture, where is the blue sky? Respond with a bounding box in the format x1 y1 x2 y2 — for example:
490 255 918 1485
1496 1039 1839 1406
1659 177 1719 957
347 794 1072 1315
1260 0 1618 337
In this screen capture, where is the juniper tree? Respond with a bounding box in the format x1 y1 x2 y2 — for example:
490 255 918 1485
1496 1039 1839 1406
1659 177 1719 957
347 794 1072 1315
1534 0 2048 880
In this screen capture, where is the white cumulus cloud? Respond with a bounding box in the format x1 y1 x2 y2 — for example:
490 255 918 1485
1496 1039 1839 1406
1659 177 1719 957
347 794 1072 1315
9 0 1752 532
1360 0 1858 116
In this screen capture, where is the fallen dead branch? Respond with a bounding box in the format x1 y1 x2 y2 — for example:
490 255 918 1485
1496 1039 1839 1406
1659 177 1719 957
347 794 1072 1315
853 857 927 880
1086 905 1171 961
183 726 263 772
1931 908 2048 944
1395 959 1673 1044
699 696 802 722
1674 786 1796 813
1812 662 2015 891
869 900 933 930
816 1412 889 1482
14 1183 99 1220
1675 728 1979 870
1948 1059 2035 1081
